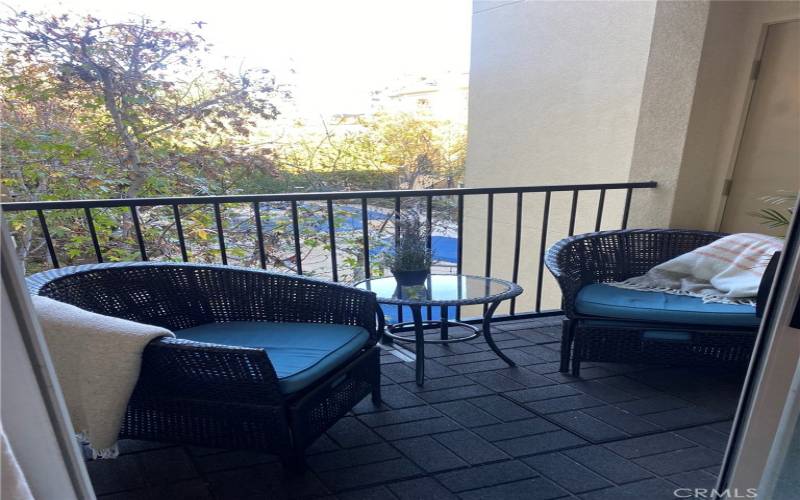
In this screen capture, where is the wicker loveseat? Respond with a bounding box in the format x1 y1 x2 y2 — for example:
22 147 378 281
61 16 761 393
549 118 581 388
546 229 763 376
27 262 381 471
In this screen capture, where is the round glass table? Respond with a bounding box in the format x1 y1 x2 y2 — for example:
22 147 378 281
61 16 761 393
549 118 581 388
356 274 523 385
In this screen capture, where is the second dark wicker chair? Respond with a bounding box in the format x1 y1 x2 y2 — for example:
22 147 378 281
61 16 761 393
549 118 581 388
545 229 762 376
27 262 382 471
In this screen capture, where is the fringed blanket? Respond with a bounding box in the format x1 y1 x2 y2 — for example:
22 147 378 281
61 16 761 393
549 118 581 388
32 296 174 458
610 233 783 305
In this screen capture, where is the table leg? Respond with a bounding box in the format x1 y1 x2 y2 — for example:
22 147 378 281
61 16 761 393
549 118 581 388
440 305 449 341
377 306 393 347
483 301 515 366
412 305 425 385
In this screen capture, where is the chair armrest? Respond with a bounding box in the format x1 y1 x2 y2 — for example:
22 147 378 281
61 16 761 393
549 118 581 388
756 251 781 318
546 229 725 317
134 337 285 407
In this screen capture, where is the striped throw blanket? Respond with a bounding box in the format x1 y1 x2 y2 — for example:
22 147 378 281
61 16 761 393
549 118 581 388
610 233 783 305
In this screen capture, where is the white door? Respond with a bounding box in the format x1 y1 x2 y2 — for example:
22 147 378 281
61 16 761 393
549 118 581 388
721 20 800 235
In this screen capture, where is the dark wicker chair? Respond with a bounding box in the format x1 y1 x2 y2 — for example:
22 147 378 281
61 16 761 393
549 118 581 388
545 229 761 376
27 262 381 471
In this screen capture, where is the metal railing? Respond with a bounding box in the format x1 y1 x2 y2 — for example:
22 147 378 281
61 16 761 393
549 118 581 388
1 181 657 323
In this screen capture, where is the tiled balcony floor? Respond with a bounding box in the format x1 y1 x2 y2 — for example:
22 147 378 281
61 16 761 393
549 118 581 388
87 317 744 500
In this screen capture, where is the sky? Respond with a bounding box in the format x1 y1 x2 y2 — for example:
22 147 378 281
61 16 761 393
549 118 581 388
15 0 473 117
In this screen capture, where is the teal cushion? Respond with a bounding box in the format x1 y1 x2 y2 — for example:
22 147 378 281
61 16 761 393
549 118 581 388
175 321 370 394
575 284 759 327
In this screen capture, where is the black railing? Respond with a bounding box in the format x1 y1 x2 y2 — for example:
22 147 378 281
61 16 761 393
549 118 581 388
1 181 656 322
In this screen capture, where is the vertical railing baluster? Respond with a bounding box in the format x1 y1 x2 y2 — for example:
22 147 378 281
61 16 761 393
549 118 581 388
440 305 449 341
535 192 551 313
291 200 303 275
394 196 402 322
426 195 433 320
456 194 464 322
621 187 633 229
425 195 433 249
36 209 59 268
253 202 267 269
568 189 579 236
84 207 103 263
172 204 189 262
361 198 371 280
456 194 464 274
327 199 338 282
6 183 657 324
213 203 227 265
484 193 494 314
394 197 401 245
509 192 523 315
360 197 376 325
485 193 493 277
594 189 606 232
130 205 148 261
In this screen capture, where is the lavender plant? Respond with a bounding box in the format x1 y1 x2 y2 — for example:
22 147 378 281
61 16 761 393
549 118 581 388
384 212 432 273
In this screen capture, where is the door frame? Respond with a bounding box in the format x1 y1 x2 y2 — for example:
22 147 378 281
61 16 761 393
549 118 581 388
1 225 95 499
713 18 800 230
716 198 800 494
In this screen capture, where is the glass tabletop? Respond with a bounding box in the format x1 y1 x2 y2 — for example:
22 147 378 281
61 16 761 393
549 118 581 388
355 274 523 305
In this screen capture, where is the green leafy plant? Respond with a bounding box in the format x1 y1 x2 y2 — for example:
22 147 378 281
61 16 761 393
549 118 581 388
750 192 797 229
384 212 432 273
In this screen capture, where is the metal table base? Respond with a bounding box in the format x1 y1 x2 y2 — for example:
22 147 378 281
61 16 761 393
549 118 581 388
382 301 516 385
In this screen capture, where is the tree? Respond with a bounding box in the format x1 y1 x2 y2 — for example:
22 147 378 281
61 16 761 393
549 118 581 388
272 113 466 281
1 10 284 270
276 112 465 192
1 10 283 200
1 10 468 277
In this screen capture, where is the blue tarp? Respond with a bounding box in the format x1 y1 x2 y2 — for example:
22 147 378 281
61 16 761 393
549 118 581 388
380 304 455 324
430 236 457 264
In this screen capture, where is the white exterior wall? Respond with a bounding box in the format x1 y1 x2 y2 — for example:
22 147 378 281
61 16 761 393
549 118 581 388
382 73 470 124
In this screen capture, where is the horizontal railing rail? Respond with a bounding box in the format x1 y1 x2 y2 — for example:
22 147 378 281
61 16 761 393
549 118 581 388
1 181 656 210
1 180 657 323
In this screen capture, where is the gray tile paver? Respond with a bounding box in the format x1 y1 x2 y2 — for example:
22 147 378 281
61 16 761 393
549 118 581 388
89 321 742 500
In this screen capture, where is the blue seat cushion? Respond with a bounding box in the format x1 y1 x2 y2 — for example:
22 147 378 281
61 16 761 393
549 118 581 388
175 321 370 394
575 284 759 327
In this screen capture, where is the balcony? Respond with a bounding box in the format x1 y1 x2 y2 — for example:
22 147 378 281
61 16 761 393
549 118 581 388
80 318 739 499
3 181 744 499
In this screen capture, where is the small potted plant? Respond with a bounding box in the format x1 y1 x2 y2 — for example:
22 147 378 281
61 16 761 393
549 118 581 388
750 191 796 234
385 212 432 286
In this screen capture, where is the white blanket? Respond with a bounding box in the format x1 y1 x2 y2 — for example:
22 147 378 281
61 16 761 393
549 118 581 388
609 233 783 305
31 296 174 458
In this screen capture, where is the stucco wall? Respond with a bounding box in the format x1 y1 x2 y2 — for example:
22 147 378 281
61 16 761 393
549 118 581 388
465 0 656 188
675 0 800 230
628 0 800 229
463 0 656 314
625 0 711 228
